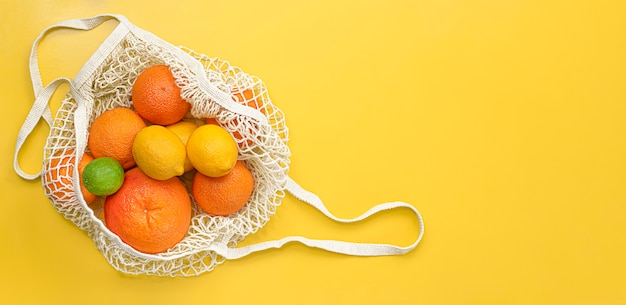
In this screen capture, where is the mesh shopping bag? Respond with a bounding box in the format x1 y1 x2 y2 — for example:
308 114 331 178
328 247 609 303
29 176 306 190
13 14 424 276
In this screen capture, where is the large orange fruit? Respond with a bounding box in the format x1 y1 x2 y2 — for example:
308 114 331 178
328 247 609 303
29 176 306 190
44 149 96 205
104 167 192 254
87 107 146 169
192 160 254 216
132 65 190 125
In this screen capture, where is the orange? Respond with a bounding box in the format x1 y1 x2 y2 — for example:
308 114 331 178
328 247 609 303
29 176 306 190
43 149 96 205
78 153 97 204
206 88 265 147
132 65 190 125
192 160 254 216
104 167 192 254
233 88 265 113
87 107 146 169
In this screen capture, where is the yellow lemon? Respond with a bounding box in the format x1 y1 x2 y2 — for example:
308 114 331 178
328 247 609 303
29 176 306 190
132 125 186 180
166 121 198 172
187 124 238 177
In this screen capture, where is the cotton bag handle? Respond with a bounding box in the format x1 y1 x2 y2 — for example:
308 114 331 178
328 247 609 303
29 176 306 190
207 177 425 259
14 77 71 180
14 14 130 180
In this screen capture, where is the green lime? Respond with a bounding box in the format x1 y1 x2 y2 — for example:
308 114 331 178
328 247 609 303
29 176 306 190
82 157 125 196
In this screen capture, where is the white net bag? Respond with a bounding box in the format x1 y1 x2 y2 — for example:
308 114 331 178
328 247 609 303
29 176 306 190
14 14 424 277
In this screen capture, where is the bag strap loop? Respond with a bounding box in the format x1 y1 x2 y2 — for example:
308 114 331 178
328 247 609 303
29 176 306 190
211 176 425 259
15 14 129 180
14 77 72 180
30 14 127 95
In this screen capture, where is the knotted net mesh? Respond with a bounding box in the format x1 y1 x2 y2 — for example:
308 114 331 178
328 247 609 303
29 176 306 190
40 31 290 276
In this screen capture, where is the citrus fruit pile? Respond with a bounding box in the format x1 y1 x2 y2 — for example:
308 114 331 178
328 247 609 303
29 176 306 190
49 64 261 254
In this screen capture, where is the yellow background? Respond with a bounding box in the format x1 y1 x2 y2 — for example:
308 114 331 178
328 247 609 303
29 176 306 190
2 0 625 304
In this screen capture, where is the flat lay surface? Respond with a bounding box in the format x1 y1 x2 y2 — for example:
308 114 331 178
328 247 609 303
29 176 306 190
2 0 626 304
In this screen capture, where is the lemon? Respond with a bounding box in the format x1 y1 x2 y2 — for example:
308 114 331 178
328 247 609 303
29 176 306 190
82 157 125 196
187 124 238 177
165 121 198 172
132 125 186 180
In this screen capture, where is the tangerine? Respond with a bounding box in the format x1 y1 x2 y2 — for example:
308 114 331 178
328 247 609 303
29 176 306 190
87 107 146 169
192 160 254 216
132 65 190 125
78 153 97 204
233 88 265 114
44 149 96 205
